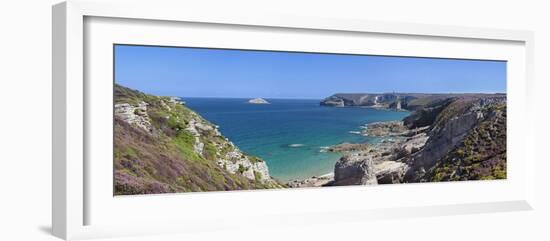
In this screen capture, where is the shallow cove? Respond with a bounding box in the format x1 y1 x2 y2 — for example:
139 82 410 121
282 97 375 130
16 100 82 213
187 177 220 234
184 98 410 181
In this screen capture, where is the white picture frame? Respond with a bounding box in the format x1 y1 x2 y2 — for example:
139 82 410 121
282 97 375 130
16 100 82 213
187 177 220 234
52 0 536 240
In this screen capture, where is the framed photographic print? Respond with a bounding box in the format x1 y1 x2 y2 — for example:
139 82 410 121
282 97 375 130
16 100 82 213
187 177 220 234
112 45 507 193
52 0 536 240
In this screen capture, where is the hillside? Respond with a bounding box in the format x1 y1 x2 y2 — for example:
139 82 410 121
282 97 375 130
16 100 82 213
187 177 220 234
296 94 507 187
114 84 284 195
404 95 507 182
114 85 507 193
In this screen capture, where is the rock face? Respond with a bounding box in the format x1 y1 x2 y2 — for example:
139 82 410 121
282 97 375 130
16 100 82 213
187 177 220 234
404 95 507 182
114 102 153 132
319 95 345 107
320 93 437 110
216 151 271 182
333 154 378 186
316 94 506 187
319 93 503 112
375 161 408 184
114 84 283 195
403 97 454 129
329 132 427 186
248 98 270 104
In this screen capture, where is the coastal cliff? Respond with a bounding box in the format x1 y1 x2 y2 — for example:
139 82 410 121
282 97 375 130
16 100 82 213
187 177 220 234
320 93 438 110
295 93 506 187
114 84 283 195
114 85 506 192
320 93 503 112
404 95 506 182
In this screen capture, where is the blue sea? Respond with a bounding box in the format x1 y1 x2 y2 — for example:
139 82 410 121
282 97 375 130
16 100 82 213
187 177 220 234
184 98 410 181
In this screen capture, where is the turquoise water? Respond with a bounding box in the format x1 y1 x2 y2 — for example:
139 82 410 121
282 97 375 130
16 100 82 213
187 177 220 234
184 98 410 181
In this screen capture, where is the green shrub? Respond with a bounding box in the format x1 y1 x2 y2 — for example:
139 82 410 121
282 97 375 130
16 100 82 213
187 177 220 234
172 131 202 162
204 143 218 160
238 164 246 174
247 155 262 164
254 171 263 182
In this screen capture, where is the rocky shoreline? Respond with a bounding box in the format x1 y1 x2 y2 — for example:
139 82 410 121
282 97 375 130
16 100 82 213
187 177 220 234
115 84 507 193
289 94 507 187
288 121 429 187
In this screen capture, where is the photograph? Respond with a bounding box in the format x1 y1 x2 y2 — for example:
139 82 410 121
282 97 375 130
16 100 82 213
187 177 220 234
2 0 545 240
113 44 507 195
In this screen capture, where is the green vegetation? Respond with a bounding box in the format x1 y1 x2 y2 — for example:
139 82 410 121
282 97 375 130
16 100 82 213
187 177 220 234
432 99 471 128
113 84 282 195
114 84 157 105
171 131 202 162
254 171 263 182
406 96 444 108
427 103 507 181
238 164 247 174
204 142 218 160
246 154 262 164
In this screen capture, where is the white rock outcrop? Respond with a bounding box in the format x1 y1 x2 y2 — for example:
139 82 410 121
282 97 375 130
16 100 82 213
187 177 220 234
216 151 271 182
114 102 153 132
169 96 185 105
185 119 205 155
333 154 378 186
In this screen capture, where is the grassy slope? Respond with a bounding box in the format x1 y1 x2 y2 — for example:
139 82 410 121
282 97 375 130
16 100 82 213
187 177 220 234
425 101 507 181
114 84 281 195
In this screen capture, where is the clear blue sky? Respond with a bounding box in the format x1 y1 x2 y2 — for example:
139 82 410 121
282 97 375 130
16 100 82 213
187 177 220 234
114 45 506 99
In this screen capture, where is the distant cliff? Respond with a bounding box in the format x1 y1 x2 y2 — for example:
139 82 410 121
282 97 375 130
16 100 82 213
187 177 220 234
114 84 284 195
320 93 504 111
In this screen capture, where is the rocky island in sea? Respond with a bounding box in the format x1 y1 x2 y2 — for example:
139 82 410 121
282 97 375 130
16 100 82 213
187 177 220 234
248 98 270 104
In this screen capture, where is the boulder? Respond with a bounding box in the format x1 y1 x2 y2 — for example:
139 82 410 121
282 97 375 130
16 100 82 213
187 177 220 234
375 161 408 184
333 154 377 186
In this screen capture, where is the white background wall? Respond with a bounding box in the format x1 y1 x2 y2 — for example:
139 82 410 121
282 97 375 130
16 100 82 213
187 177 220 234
0 0 548 240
